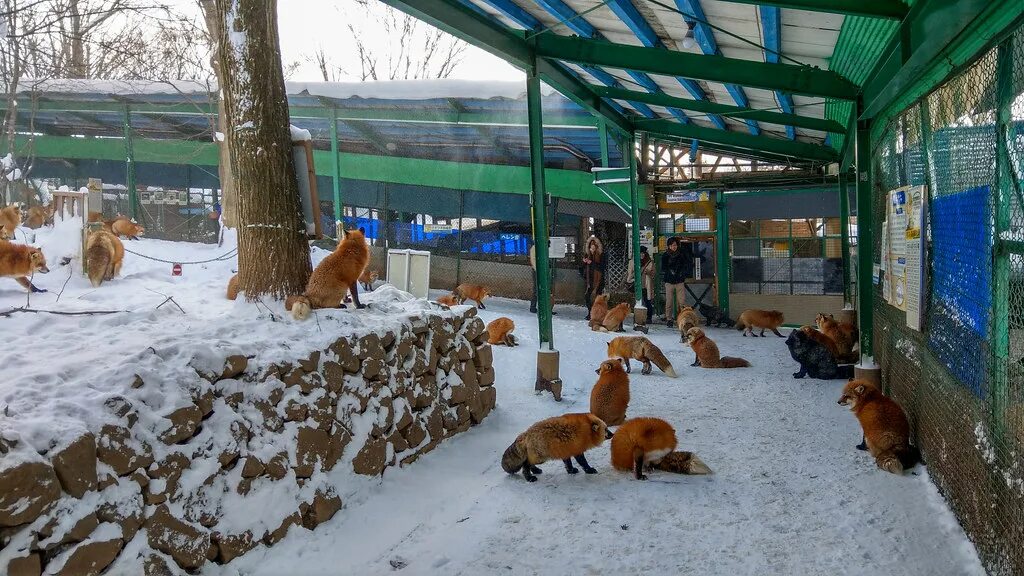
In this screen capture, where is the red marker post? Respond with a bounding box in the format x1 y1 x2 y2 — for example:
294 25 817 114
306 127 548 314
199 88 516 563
172 263 182 276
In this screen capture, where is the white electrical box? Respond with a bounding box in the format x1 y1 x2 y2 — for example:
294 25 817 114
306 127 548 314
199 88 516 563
387 249 431 299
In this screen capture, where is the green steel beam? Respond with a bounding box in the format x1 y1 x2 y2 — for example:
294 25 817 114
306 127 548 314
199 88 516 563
628 136 644 313
636 118 838 162
593 86 846 134
123 106 138 221
712 0 907 19
855 104 873 359
649 134 813 166
532 34 859 100
528 69 554 348
839 172 852 303
598 117 609 167
379 0 633 135
860 0 1024 121
715 190 730 313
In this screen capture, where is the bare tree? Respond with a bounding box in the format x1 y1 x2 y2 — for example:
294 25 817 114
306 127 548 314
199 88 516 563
213 0 310 300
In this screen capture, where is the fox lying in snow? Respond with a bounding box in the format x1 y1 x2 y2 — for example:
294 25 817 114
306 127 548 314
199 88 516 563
502 413 612 482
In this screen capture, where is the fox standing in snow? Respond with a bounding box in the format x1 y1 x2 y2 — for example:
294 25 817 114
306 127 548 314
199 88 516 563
285 227 370 320
109 217 145 240
676 305 701 342
736 309 785 337
816 313 859 356
226 274 240 300
606 336 676 377
0 204 22 239
686 327 750 368
0 241 49 292
435 293 459 307
588 293 609 331
85 229 125 287
486 317 517 346
838 380 922 475
601 302 630 332
359 268 378 292
590 358 630 426
25 204 53 229
455 283 489 309
501 413 612 482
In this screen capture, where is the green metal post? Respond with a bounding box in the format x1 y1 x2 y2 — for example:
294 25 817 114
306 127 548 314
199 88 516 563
123 105 138 220
527 67 553 349
330 110 343 234
993 39 1014 443
598 117 609 168
855 99 874 360
839 172 852 304
716 190 730 312
628 136 644 314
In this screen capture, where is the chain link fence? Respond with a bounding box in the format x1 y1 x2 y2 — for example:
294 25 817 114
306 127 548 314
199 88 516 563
870 24 1024 576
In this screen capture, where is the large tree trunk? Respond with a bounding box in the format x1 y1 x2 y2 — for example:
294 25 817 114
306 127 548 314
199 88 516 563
213 0 310 300
200 0 237 228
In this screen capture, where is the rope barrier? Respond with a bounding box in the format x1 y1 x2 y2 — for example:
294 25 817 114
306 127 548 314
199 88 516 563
121 246 237 265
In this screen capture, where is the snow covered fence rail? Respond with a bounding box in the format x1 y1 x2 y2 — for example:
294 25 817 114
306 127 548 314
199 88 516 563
0 306 495 574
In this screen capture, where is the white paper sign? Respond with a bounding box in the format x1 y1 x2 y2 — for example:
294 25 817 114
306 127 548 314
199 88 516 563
549 237 568 259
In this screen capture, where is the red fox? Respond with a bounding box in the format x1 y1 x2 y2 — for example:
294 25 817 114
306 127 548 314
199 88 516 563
816 313 859 356
455 283 489 309
686 327 750 368
501 413 612 482
359 268 378 291
285 228 370 320
800 325 857 363
590 358 630 426
676 306 701 342
0 205 22 239
436 293 459 307
85 229 125 287
0 241 49 292
109 217 145 240
226 274 240 300
486 317 517 346
610 417 678 480
588 294 609 331
652 450 713 475
606 336 676 377
601 302 630 332
25 205 53 229
838 380 922 474
736 309 785 337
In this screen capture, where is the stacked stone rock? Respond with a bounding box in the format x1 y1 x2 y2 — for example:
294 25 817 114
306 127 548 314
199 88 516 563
0 307 494 575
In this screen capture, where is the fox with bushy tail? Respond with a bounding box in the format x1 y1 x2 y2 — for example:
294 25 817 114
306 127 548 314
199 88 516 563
501 413 612 482
606 336 677 377
285 228 370 320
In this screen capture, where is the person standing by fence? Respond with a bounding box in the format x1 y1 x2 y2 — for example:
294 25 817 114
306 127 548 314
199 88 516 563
581 235 605 321
661 236 689 326
627 245 655 313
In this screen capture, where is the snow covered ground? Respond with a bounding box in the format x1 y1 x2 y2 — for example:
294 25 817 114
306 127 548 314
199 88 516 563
0 226 984 576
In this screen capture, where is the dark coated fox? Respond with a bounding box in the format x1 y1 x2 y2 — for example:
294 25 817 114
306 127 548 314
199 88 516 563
785 329 854 380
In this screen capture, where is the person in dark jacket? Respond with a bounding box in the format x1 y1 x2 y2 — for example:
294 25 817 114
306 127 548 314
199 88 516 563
661 236 691 326
581 234 605 320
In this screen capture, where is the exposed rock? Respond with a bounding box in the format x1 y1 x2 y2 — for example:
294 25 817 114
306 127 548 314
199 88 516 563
425 409 444 443
103 396 133 420
221 355 248 380
327 428 352 471
281 367 307 389
0 461 60 526
478 366 496 387
395 403 414 431
97 487 144 541
328 337 361 372
381 329 397 350
455 339 474 361
322 360 345 393
388 429 409 453
362 357 385 381
442 409 459 431
457 359 478 388
214 530 257 564
357 333 384 360
131 374 145 388
480 386 497 414
298 350 321 373
283 399 308 422
51 433 98 498
158 404 203 445
193 388 216 416
240 457 265 479
146 505 211 570
402 420 427 449
295 427 331 478
308 393 335 431
447 383 469 406
427 347 440 375
412 375 437 409
7 554 41 576
302 489 342 530
53 535 123 576
456 404 471 424
352 437 388 476
143 553 180 576
475 343 493 369
263 511 301 546
265 452 290 481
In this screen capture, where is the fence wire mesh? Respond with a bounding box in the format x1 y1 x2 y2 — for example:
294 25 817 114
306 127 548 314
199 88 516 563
871 25 1024 576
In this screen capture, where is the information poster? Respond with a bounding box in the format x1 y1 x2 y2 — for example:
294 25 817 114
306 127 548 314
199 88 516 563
639 228 654 251
882 185 927 329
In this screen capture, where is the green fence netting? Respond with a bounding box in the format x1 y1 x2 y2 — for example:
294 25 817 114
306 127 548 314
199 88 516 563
870 23 1024 576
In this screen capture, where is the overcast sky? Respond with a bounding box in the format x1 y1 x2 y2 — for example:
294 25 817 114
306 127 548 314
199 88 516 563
274 0 524 83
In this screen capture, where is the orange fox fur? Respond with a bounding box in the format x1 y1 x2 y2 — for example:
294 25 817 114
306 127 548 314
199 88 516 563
25 205 53 229
652 450 713 475
486 317 517 346
838 380 921 475
359 268 379 291
590 358 630 426
610 417 678 480
455 283 489 309
110 217 145 240
436 293 459 307
0 241 49 292
285 228 370 320
816 313 859 356
226 274 240 300
501 413 611 481
601 302 630 332
607 336 677 377
676 306 701 342
0 205 22 239
800 325 841 357
736 309 785 337
85 229 124 288
686 327 750 368
588 293 609 331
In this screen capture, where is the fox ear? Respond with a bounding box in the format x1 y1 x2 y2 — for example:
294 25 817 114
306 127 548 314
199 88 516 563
855 384 865 394
591 423 600 432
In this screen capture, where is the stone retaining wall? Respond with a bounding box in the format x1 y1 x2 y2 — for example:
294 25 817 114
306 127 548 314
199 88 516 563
0 307 494 575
